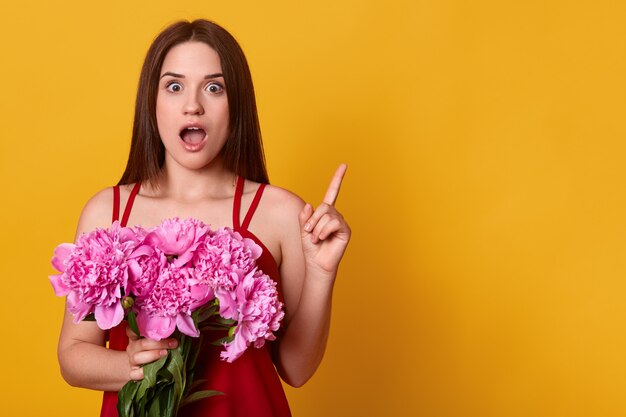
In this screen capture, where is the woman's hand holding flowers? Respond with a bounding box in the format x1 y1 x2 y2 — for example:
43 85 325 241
125 326 178 381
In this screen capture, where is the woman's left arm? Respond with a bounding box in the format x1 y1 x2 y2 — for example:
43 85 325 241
274 164 351 387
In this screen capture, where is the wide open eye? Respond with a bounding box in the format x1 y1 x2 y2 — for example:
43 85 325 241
166 81 183 92
206 82 224 94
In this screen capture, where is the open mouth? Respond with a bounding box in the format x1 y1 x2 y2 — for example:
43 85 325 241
179 127 207 145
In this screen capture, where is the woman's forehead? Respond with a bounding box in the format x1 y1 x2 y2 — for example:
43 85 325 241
161 41 223 76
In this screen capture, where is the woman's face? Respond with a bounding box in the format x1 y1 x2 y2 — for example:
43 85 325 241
156 41 229 171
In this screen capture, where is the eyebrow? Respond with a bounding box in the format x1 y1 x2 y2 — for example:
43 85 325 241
160 72 224 79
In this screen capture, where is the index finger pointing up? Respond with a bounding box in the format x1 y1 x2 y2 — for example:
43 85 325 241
323 163 347 206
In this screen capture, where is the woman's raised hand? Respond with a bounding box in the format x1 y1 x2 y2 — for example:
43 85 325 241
298 164 351 277
125 326 178 381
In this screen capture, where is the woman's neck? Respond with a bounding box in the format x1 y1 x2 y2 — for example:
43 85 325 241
150 158 236 202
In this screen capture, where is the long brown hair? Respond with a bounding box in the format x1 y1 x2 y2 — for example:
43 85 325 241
118 19 269 187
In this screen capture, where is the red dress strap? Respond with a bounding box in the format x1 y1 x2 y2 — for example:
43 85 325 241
242 183 266 230
232 176 266 231
120 182 141 227
112 185 121 223
232 176 245 229
112 182 141 227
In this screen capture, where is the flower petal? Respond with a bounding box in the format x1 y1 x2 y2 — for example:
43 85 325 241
67 291 93 323
243 238 262 260
220 331 248 363
136 311 175 341
120 226 139 243
216 288 238 320
94 302 124 330
190 284 214 309
129 244 154 259
51 243 74 272
176 314 199 338
49 274 70 296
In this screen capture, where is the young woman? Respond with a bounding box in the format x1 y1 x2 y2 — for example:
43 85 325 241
57 19 350 417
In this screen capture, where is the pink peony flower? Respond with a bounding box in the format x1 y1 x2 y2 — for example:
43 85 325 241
126 245 165 298
143 218 209 267
193 228 262 291
50 218 284 365
134 265 199 340
49 221 139 329
216 268 284 362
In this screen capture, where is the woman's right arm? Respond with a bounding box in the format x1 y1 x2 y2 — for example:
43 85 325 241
58 308 132 391
57 188 176 391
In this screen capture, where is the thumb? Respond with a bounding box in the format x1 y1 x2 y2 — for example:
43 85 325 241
126 323 139 340
299 203 313 235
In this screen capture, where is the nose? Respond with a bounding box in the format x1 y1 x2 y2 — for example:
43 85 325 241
183 91 204 115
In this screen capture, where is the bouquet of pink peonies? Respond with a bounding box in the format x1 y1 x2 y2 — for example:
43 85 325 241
50 218 284 417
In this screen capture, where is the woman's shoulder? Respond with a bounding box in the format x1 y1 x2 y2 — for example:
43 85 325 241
241 181 305 243
260 183 306 217
74 184 137 238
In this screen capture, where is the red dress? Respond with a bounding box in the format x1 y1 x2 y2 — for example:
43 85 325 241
99 177 291 417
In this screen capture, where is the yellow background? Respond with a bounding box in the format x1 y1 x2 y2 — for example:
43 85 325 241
2 0 626 416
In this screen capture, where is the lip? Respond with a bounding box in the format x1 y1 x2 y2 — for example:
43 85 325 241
179 122 208 152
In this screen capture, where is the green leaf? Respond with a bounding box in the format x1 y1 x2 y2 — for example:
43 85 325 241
136 354 168 400
162 384 176 417
165 346 184 405
187 378 208 393
126 310 140 336
216 317 237 326
198 323 230 332
186 334 203 372
210 335 234 346
144 379 168 416
181 334 191 363
161 342 182 416
117 381 140 417
157 367 174 382
144 355 168 385
82 313 96 321
147 391 161 417
179 390 224 408
194 304 218 324
135 378 151 412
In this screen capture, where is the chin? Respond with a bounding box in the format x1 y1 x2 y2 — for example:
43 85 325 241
176 153 223 171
